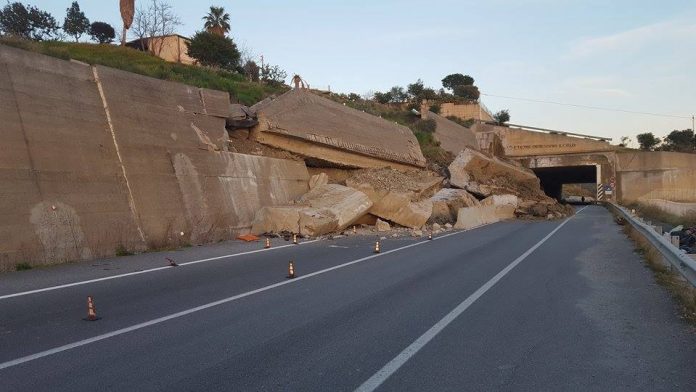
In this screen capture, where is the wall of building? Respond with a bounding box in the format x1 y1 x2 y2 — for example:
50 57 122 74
437 101 494 122
132 36 195 65
0 45 308 271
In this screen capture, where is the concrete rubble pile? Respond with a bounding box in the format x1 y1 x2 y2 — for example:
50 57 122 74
448 148 574 222
345 168 443 229
251 184 372 237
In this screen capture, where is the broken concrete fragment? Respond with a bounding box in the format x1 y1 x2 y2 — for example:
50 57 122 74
298 208 338 237
454 204 516 230
481 194 519 209
309 172 329 189
429 188 481 224
346 170 439 229
353 214 378 226
299 184 373 231
376 218 391 232
448 148 538 191
432 223 441 231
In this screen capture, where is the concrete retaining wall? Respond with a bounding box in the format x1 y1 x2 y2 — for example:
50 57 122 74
0 45 309 270
616 151 696 203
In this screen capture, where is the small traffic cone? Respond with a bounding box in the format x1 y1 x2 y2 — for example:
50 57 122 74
428 232 432 240
374 241 381 253
166 257 178 267
353 225 357 234
84 296 100 321
293 233 298 244
287 261 296 279
264 238 271 249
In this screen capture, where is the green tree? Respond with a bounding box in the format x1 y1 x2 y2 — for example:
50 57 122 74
452 84 480 100
373 91 392 104
442 73 474 90
203 6 230 36
260 63 287 86
636 132 660 151
187 31 240 70
407 79 424 100
493 109 510 124
242 60 259 82
63 1 90 42
89 21 115 44
388 86 407 103
0 2 59 40
661 129 695 152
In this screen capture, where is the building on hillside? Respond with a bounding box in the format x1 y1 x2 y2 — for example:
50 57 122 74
426 100 495 122
126 34 195 65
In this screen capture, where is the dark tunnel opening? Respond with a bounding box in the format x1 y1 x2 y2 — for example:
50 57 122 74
532 165 597 200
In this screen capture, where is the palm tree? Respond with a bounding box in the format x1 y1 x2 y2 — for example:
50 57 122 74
203 6 230 37
120 0 135 46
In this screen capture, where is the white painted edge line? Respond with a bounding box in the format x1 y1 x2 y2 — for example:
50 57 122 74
354 206 587 392
0 219 498 301
0 240 318 300
0 224 496 371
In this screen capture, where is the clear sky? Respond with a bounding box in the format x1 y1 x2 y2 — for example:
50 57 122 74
37 0 696 145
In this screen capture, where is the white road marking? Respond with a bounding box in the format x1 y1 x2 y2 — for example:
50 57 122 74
0 240 318 300
0 219 512 371
354 206 587 392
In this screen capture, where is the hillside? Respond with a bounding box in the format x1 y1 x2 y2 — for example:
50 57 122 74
0 37 287 105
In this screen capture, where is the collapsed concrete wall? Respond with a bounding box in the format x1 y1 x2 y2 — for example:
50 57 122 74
0 45 309 270
251 89 426 170
421 110 478 155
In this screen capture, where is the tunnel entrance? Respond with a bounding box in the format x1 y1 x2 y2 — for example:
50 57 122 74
532 165 597 200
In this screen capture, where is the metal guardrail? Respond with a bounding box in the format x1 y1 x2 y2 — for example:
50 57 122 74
611 203 696 287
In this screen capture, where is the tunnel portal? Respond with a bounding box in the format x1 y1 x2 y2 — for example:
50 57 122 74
532 165 597 200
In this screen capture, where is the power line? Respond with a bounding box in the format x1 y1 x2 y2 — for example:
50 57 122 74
481 93 692 120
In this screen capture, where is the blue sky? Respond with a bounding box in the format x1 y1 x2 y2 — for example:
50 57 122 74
36 0 696 144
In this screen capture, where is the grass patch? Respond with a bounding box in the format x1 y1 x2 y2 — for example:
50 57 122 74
0 37 286 105
114 245 133 257
626 202 696 228
609 206 696 324
15 262 32 271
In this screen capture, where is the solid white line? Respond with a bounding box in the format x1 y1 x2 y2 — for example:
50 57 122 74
0 221 496 301
354 207 586 392
0 240 318 301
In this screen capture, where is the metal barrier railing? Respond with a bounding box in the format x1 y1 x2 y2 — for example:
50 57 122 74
610 203 696 287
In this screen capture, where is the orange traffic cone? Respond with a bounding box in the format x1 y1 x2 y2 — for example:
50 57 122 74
353 225 357 234
264 238 271 249
428 232 432 240
293 234 298 245
287 261 296 279
84 296 100 321
374 241 381 253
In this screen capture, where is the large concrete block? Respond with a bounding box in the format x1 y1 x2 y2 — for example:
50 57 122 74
429 188 480 224
252 89 426 169
454 204 516 230
251 207 301 235
449 148 537 190
299 184 373 231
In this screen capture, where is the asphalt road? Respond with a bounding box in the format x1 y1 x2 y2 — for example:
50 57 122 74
1 205 695 391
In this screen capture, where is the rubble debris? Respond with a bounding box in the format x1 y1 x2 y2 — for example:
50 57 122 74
309 172 329 189
251 184 372 237
346 167 442 229
376 218 391 232
429 188 481 224
226 104 259 130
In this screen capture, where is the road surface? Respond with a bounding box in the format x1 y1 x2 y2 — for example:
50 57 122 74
1 205 695 391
